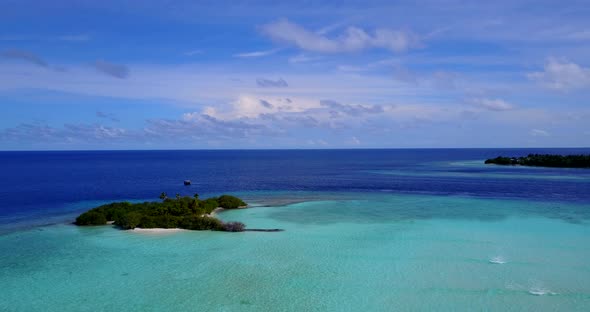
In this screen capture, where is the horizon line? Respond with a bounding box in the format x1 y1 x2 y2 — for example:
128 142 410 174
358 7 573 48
1 147 590 152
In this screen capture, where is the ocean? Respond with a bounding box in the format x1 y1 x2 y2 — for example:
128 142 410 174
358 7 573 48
1 149 589 311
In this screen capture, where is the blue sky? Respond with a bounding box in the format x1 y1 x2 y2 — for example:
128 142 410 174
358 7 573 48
1 0 589 150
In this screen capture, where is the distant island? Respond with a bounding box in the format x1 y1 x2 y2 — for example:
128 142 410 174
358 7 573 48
485 154 590 168
75 193 249 232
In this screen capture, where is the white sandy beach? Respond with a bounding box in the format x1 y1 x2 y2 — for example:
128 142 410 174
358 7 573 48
207 207 225 217
122 207 230 234
131 228 187 234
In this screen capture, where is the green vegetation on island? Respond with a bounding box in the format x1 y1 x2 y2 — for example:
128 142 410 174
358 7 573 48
485 154 590 168
75 193 247 232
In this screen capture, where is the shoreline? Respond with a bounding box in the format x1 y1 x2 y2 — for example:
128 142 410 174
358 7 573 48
207 207 225 217
131 227 187 234
82 205 247 235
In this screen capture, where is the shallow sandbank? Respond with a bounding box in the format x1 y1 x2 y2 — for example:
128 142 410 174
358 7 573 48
131 228 187 234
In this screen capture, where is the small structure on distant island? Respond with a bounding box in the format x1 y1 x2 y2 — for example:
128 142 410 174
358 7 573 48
184 180 191 186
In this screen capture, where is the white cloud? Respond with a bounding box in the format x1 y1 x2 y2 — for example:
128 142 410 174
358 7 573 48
94 60 130 79
203 95 321 120
469 98 514 111
350 136 361 145
260 19 421 53
0 62 425 106
528 58 590 91
337 65 366 73
233 49 279 58
256 77 288 88
320 100 384 115
96 111 119 122
288 54 320 63
193 94 392 134
0 122 129 143
1 49 48 67
530 129 549 137
307 139 328 146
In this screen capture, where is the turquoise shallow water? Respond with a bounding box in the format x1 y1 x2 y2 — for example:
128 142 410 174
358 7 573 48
2 193 589 311
367 160 590 182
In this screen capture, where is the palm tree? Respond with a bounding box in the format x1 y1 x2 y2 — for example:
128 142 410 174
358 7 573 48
159 192 167 201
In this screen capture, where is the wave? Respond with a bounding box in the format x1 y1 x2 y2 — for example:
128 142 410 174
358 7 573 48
507 282 558 296
528 287 557 296
489 256 506 264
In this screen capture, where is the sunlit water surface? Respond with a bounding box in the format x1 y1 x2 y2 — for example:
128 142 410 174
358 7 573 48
1 149 589 311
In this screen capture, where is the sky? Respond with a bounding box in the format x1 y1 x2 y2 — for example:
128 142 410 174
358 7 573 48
1 0 589 150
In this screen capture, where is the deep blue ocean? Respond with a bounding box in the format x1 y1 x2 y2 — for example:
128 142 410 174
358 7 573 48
1 148 589 230
2 149 590 311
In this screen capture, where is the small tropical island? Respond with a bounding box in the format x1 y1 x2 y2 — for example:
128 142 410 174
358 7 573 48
76 193 264 232
485 154 590 168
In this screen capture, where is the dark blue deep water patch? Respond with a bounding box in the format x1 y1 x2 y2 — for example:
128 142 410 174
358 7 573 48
0 148 589 230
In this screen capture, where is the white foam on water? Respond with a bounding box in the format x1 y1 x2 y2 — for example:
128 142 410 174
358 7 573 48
528 287 557 296
489 256 506 264
506 282 558 296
